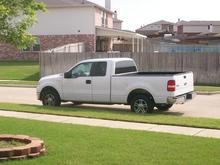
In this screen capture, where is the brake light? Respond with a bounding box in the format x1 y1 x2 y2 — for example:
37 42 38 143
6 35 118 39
167 80 176 92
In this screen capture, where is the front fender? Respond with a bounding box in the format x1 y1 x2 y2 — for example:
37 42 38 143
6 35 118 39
37 81 63 100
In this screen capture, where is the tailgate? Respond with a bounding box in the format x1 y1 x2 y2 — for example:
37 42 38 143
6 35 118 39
174 72 194 96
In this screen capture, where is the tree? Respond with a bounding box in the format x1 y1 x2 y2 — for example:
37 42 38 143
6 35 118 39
0 0 45 49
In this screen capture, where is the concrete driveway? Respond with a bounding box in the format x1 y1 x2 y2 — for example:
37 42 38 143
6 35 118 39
0 87 220 119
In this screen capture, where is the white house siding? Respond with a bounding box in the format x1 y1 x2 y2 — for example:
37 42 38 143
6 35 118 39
213 26 220 33
113 21 122 30
107 13 113 28
95 8 113 28
142 25 162 31
183 25 220 33
95 8 102 27
30 6 96 35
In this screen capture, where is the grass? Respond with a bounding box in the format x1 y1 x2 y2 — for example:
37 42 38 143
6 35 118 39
195 85 220 92
0 117 220 165
0 81 37 86
1 103 220 130
0 61 39 81
0 140 25 148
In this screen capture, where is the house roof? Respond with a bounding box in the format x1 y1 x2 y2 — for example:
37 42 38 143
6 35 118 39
148 20 174 25
37 0 114 14
136 20 174 31
96 26 146 39
177 21 220 26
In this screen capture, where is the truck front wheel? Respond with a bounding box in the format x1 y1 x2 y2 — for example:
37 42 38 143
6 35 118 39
41 89 61 107
131 95 154 113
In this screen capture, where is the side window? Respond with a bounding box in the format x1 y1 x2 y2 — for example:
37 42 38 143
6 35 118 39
71 63 92 78
115 66 137 74
91 62 107 77
115 61 137 74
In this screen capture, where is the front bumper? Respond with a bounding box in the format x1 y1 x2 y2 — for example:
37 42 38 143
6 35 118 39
36 85 41 100
167 92 196 104
37 92 41 100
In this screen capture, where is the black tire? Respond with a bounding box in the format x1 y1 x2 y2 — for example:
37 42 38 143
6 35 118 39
130 95 154 113
41 89 61 107
156 104 173 111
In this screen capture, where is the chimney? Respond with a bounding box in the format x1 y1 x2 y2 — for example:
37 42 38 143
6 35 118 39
105 0 111 10
114 11 118 19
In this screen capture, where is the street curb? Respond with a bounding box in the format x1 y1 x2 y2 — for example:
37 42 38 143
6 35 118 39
197 92 220 95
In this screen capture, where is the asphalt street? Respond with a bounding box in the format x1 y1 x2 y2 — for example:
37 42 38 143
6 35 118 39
0 87 220 119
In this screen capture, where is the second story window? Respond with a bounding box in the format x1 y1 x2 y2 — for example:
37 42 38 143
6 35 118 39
101 11 108 27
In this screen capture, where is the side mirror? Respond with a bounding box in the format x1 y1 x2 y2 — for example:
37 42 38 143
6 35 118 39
64 72 71 79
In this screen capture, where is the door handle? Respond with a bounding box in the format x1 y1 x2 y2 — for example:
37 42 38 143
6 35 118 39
86 80 92 84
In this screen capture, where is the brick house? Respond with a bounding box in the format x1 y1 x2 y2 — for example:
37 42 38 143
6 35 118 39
0 0 145 60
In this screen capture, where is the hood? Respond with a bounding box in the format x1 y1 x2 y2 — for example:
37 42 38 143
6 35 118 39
40 73 63 81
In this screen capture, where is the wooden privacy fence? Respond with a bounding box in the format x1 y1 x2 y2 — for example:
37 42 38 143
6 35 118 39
40 52 220 84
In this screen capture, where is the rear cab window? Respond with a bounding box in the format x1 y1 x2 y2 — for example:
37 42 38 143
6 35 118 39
115 60 137 74
91 62 107 77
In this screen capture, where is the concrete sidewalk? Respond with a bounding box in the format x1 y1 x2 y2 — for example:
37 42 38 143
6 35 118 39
0 110 220 139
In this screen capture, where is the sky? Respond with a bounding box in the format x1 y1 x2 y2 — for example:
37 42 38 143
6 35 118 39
89 0 220 31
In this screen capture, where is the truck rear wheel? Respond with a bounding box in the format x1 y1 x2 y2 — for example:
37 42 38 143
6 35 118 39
41 89 61 107
131 95 154 113
156 104 173 111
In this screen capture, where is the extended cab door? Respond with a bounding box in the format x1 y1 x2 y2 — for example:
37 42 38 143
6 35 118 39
63 62 93 102
91 62 111 103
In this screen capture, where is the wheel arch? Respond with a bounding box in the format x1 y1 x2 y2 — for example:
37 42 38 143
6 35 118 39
40 86 61 101
127 89 155 105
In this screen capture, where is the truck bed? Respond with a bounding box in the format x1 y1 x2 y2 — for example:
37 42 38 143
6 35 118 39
115 72 189 77
111 71 194 104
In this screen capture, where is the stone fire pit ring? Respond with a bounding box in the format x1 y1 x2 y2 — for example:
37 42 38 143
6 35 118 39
0 134 46 161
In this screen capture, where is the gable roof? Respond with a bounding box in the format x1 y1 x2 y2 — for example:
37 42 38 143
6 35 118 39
178 21 220 26
136 20 174 31
37 0 114 14
148 20 174 26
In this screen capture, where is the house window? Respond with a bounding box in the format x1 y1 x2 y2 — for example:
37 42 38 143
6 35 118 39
101 11 108 27
208 25 210 30
23 39 41 52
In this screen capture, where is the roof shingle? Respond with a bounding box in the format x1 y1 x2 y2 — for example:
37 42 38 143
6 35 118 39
37 0 114 13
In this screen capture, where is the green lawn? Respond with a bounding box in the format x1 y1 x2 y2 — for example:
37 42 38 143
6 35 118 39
195 85 220 92
0 117 220 165
1 103 220 130
0 80 37 86
0 61 39 81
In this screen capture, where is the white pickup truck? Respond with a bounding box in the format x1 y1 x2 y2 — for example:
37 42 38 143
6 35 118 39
37 58 196 113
